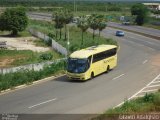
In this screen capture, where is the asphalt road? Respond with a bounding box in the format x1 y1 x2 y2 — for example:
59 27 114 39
0 26 160 115
27 12 160 40
108 22 160 39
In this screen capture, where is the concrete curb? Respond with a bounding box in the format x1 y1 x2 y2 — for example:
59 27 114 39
0 74 66 95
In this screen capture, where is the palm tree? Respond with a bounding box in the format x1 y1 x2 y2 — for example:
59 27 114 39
98 21 107 37
96 15 107 37
52 11 64 40
88 14 99 40
63 9 73 41
77 16 89 48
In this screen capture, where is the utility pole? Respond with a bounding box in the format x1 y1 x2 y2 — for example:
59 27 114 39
74 0 76 13
67 27 70 57
74 0 77 14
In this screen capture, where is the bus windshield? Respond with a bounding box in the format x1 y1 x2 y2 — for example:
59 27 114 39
67 58 90 73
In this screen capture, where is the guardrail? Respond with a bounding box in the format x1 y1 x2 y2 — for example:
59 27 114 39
0 58 66 74
29 28 68 56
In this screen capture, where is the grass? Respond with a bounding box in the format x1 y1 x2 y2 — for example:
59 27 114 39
29 20 118 53
0 50 63 68
0 30 32 37
143 17 160 30
93 92 160 120
73 11 131 18
143 24 160 30
33 38 49 47
0 60 66 91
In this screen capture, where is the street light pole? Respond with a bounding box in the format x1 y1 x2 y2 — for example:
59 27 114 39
74 0 75 13
67 27 70 57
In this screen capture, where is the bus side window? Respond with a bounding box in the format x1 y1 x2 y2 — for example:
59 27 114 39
88 56 92 64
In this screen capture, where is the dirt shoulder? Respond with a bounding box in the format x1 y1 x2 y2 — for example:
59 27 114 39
0 36 50 52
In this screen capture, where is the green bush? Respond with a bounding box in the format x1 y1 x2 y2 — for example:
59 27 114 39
45 38 52 46
48 32 55 39
0 60 66 91
39 53 53 60
69 44 79 52
153 92 160 106
143 93 154 102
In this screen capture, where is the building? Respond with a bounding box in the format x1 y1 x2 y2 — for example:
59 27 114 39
143 3 160 10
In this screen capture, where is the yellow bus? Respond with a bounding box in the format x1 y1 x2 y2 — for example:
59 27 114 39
67 45 117 80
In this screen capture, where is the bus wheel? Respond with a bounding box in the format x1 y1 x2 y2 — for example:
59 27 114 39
90 72 94 79
106 65 110 73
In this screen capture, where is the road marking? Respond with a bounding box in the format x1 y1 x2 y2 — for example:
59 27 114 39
115 73 160 108
152 81 160 84
28 98 57 109
142 60 148 64
141 89 158 93
112 74 125 80
134 95 144 98
145 84 160 88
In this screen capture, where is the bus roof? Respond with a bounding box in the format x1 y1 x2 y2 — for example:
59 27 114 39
70 45 117 59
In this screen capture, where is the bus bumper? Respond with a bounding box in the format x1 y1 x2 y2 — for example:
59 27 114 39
66 72 86 80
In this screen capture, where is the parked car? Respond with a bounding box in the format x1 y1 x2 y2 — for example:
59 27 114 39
116 31 124 36
122 21 130 25
72 17 80 23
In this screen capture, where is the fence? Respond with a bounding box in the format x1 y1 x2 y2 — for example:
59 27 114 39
0 58 66 74
29 28 68 56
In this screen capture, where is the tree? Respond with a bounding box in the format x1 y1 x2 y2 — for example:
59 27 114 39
77 16 89 48
96 15 107 37
63 9 73 41
53 9 73 40
53 11 64 40
88 14 99 40
0 7 28 35
131 3 149 26
97 21 107 37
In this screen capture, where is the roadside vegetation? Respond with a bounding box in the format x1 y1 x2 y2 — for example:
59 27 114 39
33 38 50 47
0 30 31 37
93 91 160 120
144 17 160 30
0 50 62 68
0 60 66 91
29 19 117 53
0 6 28 36
131 3 149 26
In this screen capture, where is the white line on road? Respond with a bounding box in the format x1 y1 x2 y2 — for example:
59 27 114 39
143 60 148 64
115 73 160 108
141 89 158 93
112 74 125 80
147 74 160 86
28 98 57 109
134 95 144 98
152 81 160 84
145 84 160 88
157 77 160 80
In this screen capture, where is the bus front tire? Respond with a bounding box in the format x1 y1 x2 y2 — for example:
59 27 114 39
90 72 94 79
106 65 110 73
